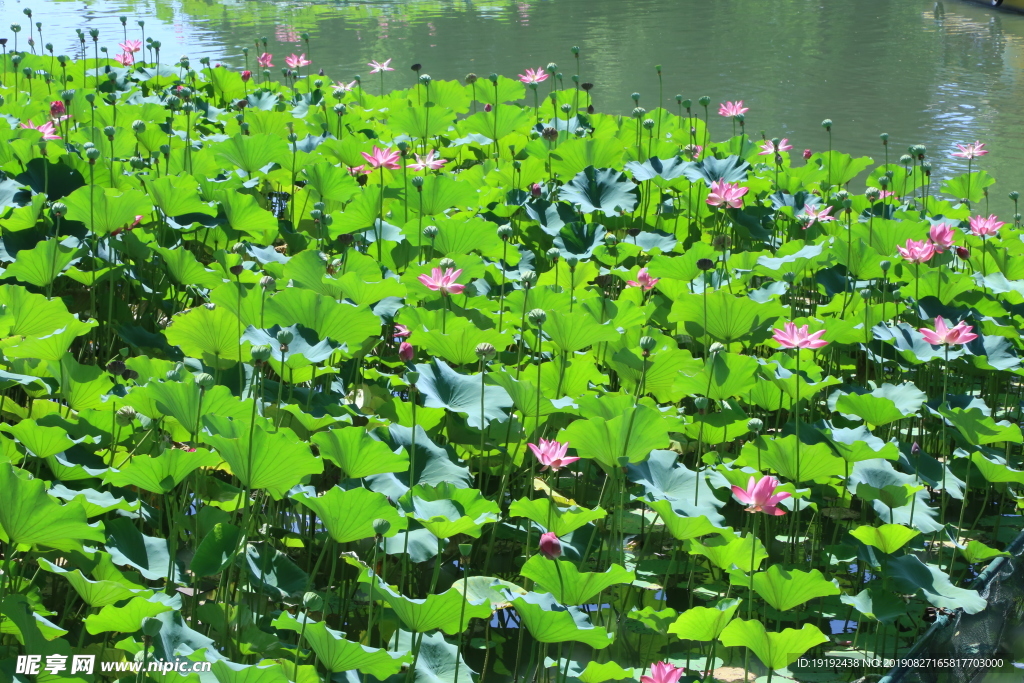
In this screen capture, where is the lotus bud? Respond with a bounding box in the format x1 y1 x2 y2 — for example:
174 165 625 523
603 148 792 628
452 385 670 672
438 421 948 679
520 270 538 288
86 147 101 161
821 119 832 131
251 344 272 362
879 260 891 272
116 406 138 426
229 264 244 276
528 308 547 326
782 271 796 283
955 246 969 259
372 518 391 537
398 342 414 361
865 187 881 202
302 592 324 611
194 372 215 390
106 360 127 375
411 176 425 189
51 202 67 217
639 336 656 352
694 396 710 410
697 258 714 271
166 366 184 381
538 532 562 559
709 342 725 355
439 257 457 269
260 275 276 291
497 225 513 241
604 234 617 246
747 418 764 433
475 342 496 361
276 329 294 345
422 225 438 238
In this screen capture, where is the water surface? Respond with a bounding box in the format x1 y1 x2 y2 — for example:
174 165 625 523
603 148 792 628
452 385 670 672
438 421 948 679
5 0 1024 195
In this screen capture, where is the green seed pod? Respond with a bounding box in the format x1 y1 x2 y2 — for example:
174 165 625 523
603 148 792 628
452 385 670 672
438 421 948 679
520 270 538 287
439 257 457 270
194 372 215 390
51 202 67 217
880 260 891 272
639 336 656 352
251 344 272 362
642 118 655 130
260 275 276 291
85 148 101 160
546 247 560 262
116 406 138 427
821 118 833 130
131 120 146 133
302 592 324 611
475 343 496 361
422 225 438 238
372 518 391 536
497 225 513 240
528 308 547 326
1011 191 1020 201
411 176 425 189
694 397 710 410
459 543 473 558
276 330 294 345
747 418 764 433
709 342 725 355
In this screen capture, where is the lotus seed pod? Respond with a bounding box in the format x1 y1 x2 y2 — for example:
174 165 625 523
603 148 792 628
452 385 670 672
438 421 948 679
439 257 457 269
747 418 764 433
302 592 324 611
1011 191 1021 201
406 370 420 385
642 118 655 131
546 63 558 73
639 336 657 352
51 202 67 217
528 309 547 326
878 176 890 188
899 154 913 165
159 144 171 156
194 373 215 389
166 366 184 382
859 288 872 299
60 89 75 103
842 199 853 210
116 406 138 426
834 189 849 202
566 257 579 268
411 176 425 188
865 187 881 201
129 157 146 170
372 518 391 536
287 133 298 143
422 225 438 238
314 78 323 89
140 617 162 638
631 107 646 119
85 147 101 160
709 342 725 355
604 234 617 246
465 73 478 84
782 271 796 283
107 71 117 82
475 342 496 361
106 360 126 375
229 264 244 276
541 127 557 141
260 275 276 291
310 209 323 221
546 248 560 262
879 260 891 272
821 119 832 130
571 45 580 55
497 225 513 240
575 126 587 137
696 258 714 271
418 74 431 84
694 397 710 410
520 270 538 287
698 95 711 106
560 103 572 114
276 330 294 345
251 344 272 362
488 72 498 83
581 82 594 91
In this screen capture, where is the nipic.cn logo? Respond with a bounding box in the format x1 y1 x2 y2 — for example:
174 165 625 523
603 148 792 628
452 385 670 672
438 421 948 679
15 655 213 676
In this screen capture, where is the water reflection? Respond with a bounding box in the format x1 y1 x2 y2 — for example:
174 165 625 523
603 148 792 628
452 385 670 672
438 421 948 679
7 0 1024 190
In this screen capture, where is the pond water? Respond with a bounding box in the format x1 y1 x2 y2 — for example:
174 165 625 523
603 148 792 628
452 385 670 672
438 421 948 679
6 0 1024 194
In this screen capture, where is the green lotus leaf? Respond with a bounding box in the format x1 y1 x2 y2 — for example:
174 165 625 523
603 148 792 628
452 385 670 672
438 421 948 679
673 351 760 400
450 576 527 609
105 517 185 581
0 285 78 337
238 542 308 599
147 174 216 217
575 661 636 683
559 166 638 214
553 221 607 259
550 137 625 179
644 499 722 541
938 406 1023 445
372 579 492 634
146 609 218 662
627 450 726 526
413 359 514 429
855 483 921 510
835 393 906 426
814 151 873 188
970 451 1024 483
508 498 606 537
37 558 149 607
689 534 767 573
312 427 408 479
300 162 361 203
0 318 97 361
544 310 620 353
211 134 290 175
561 405 669 468
669 290 784 344
164 304 250 365
47 484 141 517
263 288 380 349
682 155 749 185
887 555 986 614
152 246 224 289
941 170 995 204
242 323 340 368
0 463 105 552
85 595 173 635
209 661 290 683
103 448 220 494
52 354 115 412
667 598 741 641
416 325 514 366
0 594 68 647
5 238 80 287
62 185 154 236
130 380 253 439
750 434 846 483
519 555 634 605
959 539 1010 564
302 619 410 679
850 524 920 554
751 565 840 611
840 588 908 625
399 483 499 538
203 415 323 497
718 620 828 671
293 486 406 543
487 372 573 419
625 156 691 182
190 522 243 577
6 419 74 458
850 459 941 532
366 424 472 500
506 590 613 648
215 189 280 241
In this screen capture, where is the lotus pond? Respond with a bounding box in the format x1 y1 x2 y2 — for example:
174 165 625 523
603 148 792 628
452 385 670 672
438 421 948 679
2 27 1024 683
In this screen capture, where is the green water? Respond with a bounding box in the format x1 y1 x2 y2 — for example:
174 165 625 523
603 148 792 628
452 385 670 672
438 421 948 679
6 0 1024 195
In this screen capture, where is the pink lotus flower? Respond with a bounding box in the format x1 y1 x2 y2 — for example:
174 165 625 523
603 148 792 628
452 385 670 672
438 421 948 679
285 53 311 69
969 214 1004 237
802 148 812 160
640 662 684 683
49 101 66 118
952 141 988 160
538 532 562 559
772 321 828 349
398 342 414 361
800 205 834 227
18 120 61 140
718 100 748 118
732 475 791 516
368 58 393 73
758 138 792 156
897 238 935 264
408 150 448 171
418 267 465 295
348 165 366 176
257 53 274 68
706 179 749 209
920 316 978 346
361 146 402 170
528 438 578 472
518 67 549 84
241 70 252 82
683 144 703 160
626 267 660 291
394 324 411 338
119 39 142 54
929 223 955 252
114 52 134 67
333 80 358 94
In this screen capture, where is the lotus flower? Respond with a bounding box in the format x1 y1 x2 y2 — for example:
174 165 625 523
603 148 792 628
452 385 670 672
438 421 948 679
114 52 134 67
969 214 1004 237
418 267 465 295
929 223 955 252
257 52 274 68
758 138 792 156
800 205 834 227
119 39 142 53
241 70 252 82
640 662 684 683
398 342 414 361
626 267 659 291
706 179 748 209
333 80 358 95
368 58 393 73
518 67 548 84
408 150 447 171
49 101 66 118
393 324 411 338
528 438 578 472
732 475 791 515
18 120 61 140
802 148 812 160
285 53 311 69
897 238 935 264
360 146 401 170
772 321 828 349
538 532 562 559
718 100 748 118
920 316 978 346
952 141 988 160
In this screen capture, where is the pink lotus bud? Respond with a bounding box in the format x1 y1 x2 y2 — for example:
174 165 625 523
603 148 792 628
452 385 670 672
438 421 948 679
538 532 562 559
241 70 252 82
399 342 414 361
530 183 542 198
50 100 66 118
802 148 812 160
956 246 970 260
484 103 492 112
